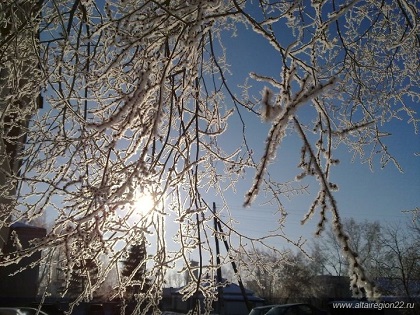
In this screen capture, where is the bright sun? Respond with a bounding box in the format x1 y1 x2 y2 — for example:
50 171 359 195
133 193 155 216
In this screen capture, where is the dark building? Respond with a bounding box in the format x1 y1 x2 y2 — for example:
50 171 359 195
0 222 46 300
163 281 264 315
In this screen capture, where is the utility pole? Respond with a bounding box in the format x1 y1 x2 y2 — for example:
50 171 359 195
216 217 252 313
213 202 223 314
209 200 252 313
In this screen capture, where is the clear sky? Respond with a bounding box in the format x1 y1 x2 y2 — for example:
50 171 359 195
22 0 419 264
198 18 420 253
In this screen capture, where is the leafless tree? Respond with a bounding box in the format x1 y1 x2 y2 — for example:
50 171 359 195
166 270 184 288
277 251 320 304
377 223 420 298
244 248 319 304
313 219 420 304
243 248 286 303
312 219 383 278
1 0 419 312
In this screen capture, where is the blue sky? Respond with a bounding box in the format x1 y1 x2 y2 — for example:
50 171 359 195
200 18 420 251
24 1 419 260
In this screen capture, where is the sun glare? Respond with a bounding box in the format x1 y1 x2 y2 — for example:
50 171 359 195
133 193 155 216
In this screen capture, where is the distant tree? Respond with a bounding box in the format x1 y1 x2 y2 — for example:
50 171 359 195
64 257 100 300
166 270 184 288
121 237 150 301
312 218 383 279
312 219 420 303
221 265 236 284
244 249 318 304
377 223 420 298
276 251 319 303
408 208 420 241
244 249 283 303
309 242 329 276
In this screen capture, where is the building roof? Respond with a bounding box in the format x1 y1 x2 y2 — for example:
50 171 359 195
375 277 420 296
166 281 264 302
10 222 46 231
222 282 264 302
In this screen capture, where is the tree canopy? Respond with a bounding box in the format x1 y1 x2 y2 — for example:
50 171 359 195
121 236 150 300
1 0 418 312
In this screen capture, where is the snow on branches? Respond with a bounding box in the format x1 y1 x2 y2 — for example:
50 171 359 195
1 0 418 309
244 66 335 207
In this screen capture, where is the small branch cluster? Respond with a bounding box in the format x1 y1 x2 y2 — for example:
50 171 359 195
244 65 335 207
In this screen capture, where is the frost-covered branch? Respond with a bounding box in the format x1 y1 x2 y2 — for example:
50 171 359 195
1 0 418 311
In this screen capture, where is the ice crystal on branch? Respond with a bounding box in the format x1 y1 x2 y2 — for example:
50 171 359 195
244 71 335 207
